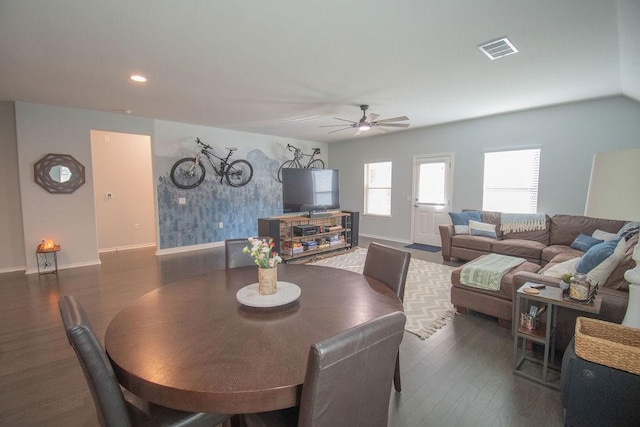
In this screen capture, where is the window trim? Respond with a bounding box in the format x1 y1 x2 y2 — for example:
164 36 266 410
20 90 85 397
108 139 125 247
363 160 393 218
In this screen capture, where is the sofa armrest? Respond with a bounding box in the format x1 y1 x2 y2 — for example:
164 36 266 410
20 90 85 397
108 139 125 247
512 271 562 290
439 224 454 262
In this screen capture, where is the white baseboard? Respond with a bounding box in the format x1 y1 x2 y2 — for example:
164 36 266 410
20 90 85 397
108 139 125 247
25 259 102 275
0 265 26 274
156 241 224 256
359 233 412 245
99 242 157 254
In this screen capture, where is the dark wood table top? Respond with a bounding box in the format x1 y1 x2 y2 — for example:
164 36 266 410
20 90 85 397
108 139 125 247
105 264 403 414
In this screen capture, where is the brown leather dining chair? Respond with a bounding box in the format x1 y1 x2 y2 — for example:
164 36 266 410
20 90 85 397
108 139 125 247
58 295 231 427
362 242 411 392
225 238 262 269
243 311 406 427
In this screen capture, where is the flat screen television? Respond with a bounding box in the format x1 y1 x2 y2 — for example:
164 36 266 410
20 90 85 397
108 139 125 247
282 168 340 214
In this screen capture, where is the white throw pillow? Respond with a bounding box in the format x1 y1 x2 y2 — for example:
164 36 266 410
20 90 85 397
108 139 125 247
454 225 470 235
541 258 579 279
592 229 617 241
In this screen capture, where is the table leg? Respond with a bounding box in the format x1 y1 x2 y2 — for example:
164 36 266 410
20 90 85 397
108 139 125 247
541 301 552 383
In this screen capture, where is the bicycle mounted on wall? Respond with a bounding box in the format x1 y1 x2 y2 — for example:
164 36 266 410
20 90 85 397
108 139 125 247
170 138 254 189
276 144 324 183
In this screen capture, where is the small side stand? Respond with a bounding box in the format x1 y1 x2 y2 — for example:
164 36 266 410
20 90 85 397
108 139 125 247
37 247 60 275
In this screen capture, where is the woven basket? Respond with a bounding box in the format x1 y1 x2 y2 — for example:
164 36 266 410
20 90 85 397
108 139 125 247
574 317 640 376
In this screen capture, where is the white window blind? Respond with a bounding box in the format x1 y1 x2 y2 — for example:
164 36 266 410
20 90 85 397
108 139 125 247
482 148 540 213
364 161 392 216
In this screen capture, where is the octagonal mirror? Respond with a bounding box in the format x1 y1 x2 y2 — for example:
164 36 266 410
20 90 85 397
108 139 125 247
34 153 85 194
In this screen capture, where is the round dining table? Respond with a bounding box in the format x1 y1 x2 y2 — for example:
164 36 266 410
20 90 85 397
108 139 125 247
105 263 403 415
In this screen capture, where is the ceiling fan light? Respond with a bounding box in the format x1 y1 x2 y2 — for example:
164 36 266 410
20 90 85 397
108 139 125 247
359 124 370 131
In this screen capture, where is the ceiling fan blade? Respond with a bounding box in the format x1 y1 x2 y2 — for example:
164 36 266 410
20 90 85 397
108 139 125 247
332 117 358 124
375 123 410 128
328 127 353 134
365 113 379 122
320 124 357 128
373 116 409 124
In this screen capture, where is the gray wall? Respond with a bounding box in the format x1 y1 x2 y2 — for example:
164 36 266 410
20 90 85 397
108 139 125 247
6 102 324 272
329 96 640 243
0 102 25 272
14 102 154 273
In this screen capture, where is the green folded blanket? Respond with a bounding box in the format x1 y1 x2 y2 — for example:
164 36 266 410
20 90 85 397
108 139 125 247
460 254 526 291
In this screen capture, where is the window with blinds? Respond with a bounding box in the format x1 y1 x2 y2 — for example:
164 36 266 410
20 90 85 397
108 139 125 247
364 161 392 216
482 148 540 213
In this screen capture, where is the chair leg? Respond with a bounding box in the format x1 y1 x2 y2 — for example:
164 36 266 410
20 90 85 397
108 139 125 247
393 352 401 392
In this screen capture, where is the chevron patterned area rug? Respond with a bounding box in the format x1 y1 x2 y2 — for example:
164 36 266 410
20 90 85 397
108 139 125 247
309 248 457 339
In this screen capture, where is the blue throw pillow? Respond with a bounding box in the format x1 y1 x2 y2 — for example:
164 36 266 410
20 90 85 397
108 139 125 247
570 233 603 252
449 211 481 226
576 238 621 274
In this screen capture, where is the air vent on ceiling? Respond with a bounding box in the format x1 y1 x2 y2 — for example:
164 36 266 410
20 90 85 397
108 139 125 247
478 37 519 60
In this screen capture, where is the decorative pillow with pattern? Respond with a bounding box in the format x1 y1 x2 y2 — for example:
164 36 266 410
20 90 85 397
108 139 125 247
469 220 498 239
617 222 640 241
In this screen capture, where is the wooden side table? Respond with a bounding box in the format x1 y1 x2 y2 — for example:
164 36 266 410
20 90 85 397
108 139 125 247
36 246 61 275
512 282 602 389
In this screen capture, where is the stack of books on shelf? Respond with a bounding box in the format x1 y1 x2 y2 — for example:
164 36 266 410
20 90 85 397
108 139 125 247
329 234 344 246
302 241 318 251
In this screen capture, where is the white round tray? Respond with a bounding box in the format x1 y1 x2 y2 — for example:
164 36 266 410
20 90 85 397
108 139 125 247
236 281 301 308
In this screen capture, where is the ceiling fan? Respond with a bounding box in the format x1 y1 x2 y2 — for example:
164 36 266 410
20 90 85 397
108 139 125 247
320 105 410 135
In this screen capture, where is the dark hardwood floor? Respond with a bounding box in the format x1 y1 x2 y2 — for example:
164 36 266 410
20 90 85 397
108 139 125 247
0 239 563 426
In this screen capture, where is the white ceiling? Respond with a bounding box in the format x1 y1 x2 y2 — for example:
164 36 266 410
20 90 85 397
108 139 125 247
1 0 639 143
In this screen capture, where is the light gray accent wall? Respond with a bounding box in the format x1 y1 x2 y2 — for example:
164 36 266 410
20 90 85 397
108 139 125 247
14 102 154 272
0 102 25 272
328 96 640 242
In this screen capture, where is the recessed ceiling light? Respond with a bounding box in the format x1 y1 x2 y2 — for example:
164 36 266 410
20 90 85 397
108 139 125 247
130 74 147 83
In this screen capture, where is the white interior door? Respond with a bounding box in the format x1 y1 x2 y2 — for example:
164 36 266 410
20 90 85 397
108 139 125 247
412 154 453 246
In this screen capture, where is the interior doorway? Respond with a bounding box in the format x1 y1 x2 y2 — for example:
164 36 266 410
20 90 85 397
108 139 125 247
411 153 454 246
90 130 156 252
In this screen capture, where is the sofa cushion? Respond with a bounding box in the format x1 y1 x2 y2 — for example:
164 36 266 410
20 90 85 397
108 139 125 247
542 240 625 287
481 211 503 239
491 239 546 262
542 245 584 264
451 259 540 302
451 234 494 252
570 233 603 252
549 214 627 246
500 214 551 245
469 220 498 238
576 238 621 274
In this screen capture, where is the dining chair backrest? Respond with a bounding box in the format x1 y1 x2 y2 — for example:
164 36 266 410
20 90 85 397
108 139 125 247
225 238 256 269
363 243 411 301
297 311 406 427
58 295 230 427
58 295 133 427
